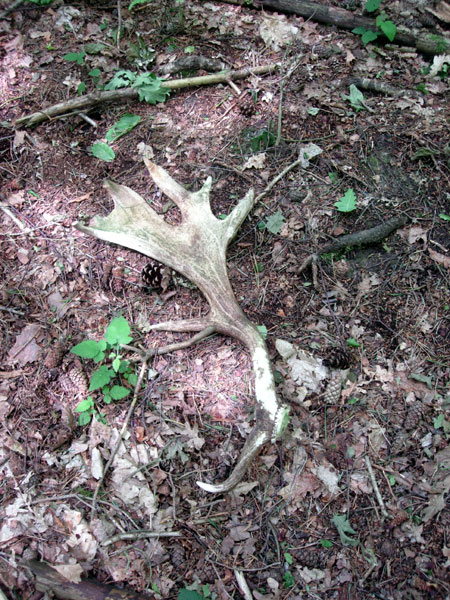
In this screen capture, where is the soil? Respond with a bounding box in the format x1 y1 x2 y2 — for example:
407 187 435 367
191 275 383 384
0 0 449 599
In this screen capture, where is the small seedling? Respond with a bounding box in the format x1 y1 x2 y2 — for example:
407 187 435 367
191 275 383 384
105 70 170 104
71 316 137 425
353 1 396 45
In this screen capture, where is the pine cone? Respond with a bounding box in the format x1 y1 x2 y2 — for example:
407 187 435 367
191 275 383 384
170 544 185 568
324 371 343 404
323 347 351 369
293 548 325 568
142 261 172 291
404 402 423 430
239 95 256 117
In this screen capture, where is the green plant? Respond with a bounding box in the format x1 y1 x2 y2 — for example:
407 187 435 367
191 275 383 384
104 70 170 104
70 316 136 425
265 210 285 234
353 1 396 46
332 514 359 547
25 0 54 5
63 51 86 65
129 0 152 10
282 571 295 588
91 142 115 162
335 188 357 213
342 84 366 112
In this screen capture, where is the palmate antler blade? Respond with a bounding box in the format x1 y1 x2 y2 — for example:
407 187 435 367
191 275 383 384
75 161 289 493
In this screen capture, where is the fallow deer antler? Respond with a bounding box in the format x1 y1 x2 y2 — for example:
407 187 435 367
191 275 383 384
75 160 289 493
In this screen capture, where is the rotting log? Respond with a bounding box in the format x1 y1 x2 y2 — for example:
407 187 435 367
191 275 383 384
224 0 450 55
75 161 290 493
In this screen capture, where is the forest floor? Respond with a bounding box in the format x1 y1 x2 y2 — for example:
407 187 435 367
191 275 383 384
0 0 449 598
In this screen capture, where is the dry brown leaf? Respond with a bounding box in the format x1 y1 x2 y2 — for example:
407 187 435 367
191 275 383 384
7 324 41 365
428 248 450 268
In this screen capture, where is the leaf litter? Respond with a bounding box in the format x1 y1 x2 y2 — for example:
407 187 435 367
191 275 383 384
0 0 449 597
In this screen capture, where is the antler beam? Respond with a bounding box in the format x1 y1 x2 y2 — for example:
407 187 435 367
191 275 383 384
75 160 289 493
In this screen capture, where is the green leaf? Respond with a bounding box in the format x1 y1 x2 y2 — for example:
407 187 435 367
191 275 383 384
109 385 130 400
265 210 285 234
104 70 137 90
184 46 195 54
112 356 121 372
282 571 295 588
256 325 268 339
284 552 293 565
105 114 141 143
320 539 333 548
335 188 357 213
89 365 114 391
127 373 138 386
388 474 396 486
409 372 432 389
307 106 319 115
105 316 133 345
103 393 112 404
433 414 444 429
348 397 359 405
439 213 450 221
332 514 359 547
380 20 396 42
346 337 360 347
178 589 204 600
343 85 365 110
78 411 92 425
75 397 94 412
91 142 115 162
352 26 368 35
84 43 105 55
71 340 103 359
63 51 85 65
365 0 380 12
361 30 379 45
77 82 86 95
129 0 151 10
133 73 170 104
375 12 388 26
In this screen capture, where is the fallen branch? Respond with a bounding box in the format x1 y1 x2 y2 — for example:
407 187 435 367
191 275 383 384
14 63 279 128
75 161 290 493
298 215 408 275
25 560 147 600
223 0 450 55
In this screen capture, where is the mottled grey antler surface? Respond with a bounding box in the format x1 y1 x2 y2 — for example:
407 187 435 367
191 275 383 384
75 160 289 493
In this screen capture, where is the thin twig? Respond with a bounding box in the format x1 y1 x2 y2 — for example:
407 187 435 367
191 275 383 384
102 530 182 546
234 569 254 600
365 455 389 518
90 360 148 519
116 0 122 48
122 325 216 360
0 202 31 233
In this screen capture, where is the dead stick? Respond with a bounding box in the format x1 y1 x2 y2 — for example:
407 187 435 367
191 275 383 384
298 215 408 274
15 63 279 128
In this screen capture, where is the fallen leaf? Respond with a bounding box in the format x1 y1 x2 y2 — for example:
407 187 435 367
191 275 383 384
428 248 450 268
51 563 83 583
7 324 41 365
